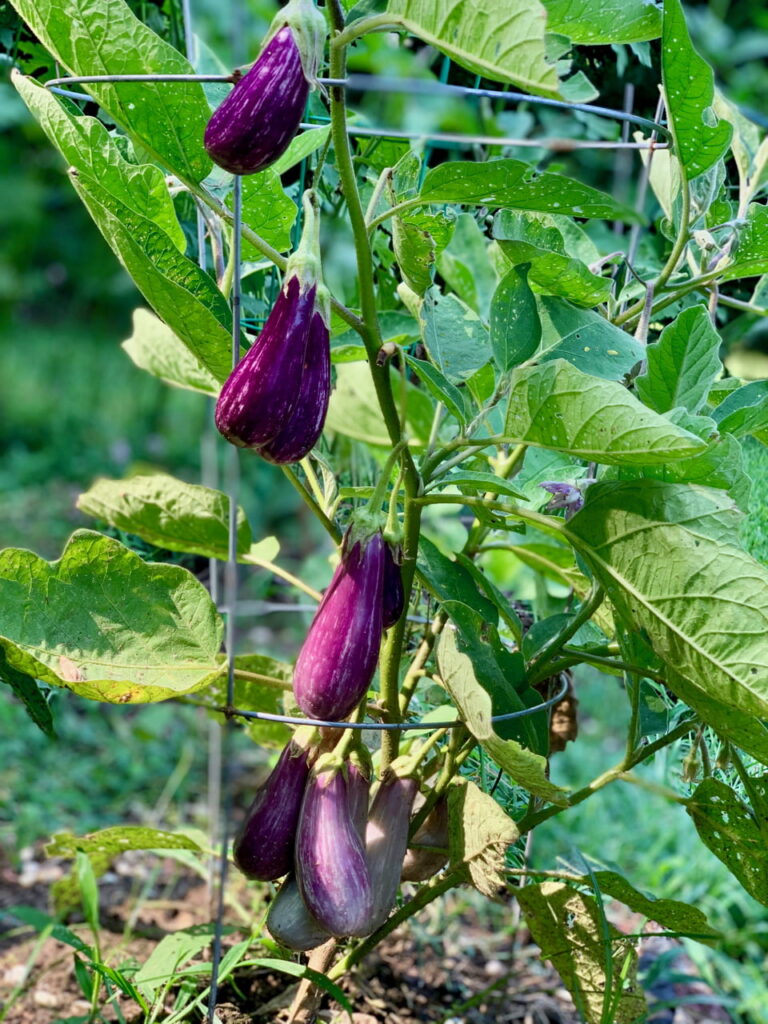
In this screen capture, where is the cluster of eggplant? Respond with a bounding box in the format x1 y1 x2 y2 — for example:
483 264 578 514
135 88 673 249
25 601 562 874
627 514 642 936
203 0 452 947
204 0 331 464
234 734 450 950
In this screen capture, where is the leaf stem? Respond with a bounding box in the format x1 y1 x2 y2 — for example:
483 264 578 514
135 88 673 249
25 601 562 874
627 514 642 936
526 581 605 683
244 558 322 602
281 465 342 543
330 14 404 51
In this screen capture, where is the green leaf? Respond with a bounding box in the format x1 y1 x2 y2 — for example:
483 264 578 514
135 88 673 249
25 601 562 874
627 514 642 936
687 778 768 906
428 471 527 501
121 309 220 395
448 778 519 896
385 0 559 97
607 432 752 512
271 126 331 175
12 73 185 250
517 882 648 1024
503 360 707 464
0 530 223 703
47 825 202 861
417 537 499 625
70 172 235 383
8 0 211 184
495 212 612 308
197 653 294 748
542 0 661 43
583 870 719 942
663 666 768 767
421 160 641 222
238 959 354 1017
0 647 55 737
436 213 498 317
3 907 92 956
436 623 567 803
76 473 253 562
236 172 297 257
325 362 433 446
661 0 732 180
418 289 492 384
75 852 99 936
720 204 768 281
636 306 723 414
135 928 215 999
490 265 541 371
537 298 644 381
711 380 768 438
404 355 468 426
392 208 455 294
565 481 768 720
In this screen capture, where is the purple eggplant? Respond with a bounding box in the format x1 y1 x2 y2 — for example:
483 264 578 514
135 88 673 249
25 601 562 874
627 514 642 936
215 275 315 449
293 529 386 721
266 875 330 951
204 0 326 175
401 795 449 882
364 773 419 930
258 309 331 464
232 738 312 881
382 542 405 629
296 763 374 937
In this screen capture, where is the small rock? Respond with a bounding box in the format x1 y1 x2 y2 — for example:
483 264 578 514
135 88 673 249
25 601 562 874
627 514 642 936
34 988 62 1009
2 964 27 987
484 958 506 977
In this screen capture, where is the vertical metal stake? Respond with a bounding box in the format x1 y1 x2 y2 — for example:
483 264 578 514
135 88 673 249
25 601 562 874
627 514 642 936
207 173 242 1023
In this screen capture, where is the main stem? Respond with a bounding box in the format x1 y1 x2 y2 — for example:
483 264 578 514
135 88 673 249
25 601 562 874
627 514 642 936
328 3 422 765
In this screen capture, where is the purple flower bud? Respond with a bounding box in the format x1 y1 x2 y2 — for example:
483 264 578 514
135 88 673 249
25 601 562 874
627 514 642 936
215 275 315 449
296 765 374 937
293 530 386 721
539 479 595 518
258 310 331 464
232 739 312 881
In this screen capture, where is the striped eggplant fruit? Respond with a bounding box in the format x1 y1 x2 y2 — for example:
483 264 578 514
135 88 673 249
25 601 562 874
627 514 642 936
293 529 386 721
266 875 330 952
364 772 419 930
401 795 450 882
381 541 405 629
296 763 374 937
232 738 312 881
204 0 325 175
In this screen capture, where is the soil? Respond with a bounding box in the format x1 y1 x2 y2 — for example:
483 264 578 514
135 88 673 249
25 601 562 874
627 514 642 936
0 852 734 1024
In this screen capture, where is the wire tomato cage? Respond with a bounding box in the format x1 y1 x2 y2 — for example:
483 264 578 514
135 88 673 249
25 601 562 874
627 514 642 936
43 51 663 1019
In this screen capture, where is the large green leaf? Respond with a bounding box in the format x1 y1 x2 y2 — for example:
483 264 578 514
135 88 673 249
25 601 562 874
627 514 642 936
495 212 612 308
122 309 220 395
417 537 498 624
503 360 707 464
661 0 732 180
436 213 498 317
13 73 185 250
404 356 468 426
537 298 644 381
436 623 567 803
542 0 661 44
635 305 723 414
421 160 641 222
720 203 768 281
236 173 297 257
385 0 559 97
565 481 768 720
711 380 768 438
391 208 455 295
517 882 647 1024
448 778 518 897
325 361 433 446
0 531 223 703
490 265 541 372
418 289 492 384
70 173 235 383
687 778 768 906
8 0 211 184
76 473 254 562
197 653 294 748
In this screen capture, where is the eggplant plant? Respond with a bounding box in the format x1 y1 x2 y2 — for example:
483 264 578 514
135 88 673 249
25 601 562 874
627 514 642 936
5 0 768 1019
